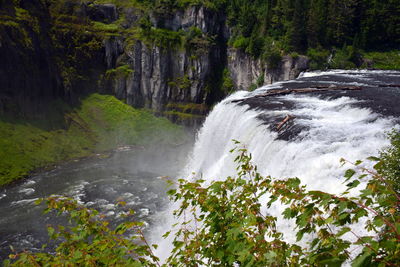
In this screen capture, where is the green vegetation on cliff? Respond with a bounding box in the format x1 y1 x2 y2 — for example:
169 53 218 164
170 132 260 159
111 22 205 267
226 0 399 55
0 94 184 186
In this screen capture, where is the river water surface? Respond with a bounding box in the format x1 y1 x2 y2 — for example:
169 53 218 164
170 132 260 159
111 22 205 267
1 70 400 263
0 145 191 261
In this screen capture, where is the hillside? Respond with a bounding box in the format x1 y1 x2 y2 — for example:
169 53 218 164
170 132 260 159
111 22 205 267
0 0 399 184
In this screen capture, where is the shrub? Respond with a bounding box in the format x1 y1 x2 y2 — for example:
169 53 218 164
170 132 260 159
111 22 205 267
264 48 282 70
231 35 250 50
4 197 159 266
221 68 235 94
5 137 400 266
376 130 400 193
329 46 362 69
307 48 330 70
166 142 400 266
256 74 264 87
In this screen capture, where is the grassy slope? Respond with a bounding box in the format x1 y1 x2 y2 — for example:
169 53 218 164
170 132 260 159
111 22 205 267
0 93 184 186
363 51 400 70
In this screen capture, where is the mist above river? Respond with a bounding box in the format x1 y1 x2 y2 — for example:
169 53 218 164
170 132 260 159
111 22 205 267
0 141 193 261
1 70 400 263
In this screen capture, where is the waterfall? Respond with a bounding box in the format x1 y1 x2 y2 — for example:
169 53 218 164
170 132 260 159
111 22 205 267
154 70 399 261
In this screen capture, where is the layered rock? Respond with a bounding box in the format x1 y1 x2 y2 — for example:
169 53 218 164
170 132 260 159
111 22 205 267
228 48 309 91
0 0 310 124
106 6 227 112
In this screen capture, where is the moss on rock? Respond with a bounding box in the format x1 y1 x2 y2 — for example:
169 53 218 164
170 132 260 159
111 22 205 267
0 94 185 186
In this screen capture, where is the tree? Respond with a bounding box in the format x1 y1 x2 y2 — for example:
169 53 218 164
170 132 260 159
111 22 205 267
6 136 400 266
289 0 307 52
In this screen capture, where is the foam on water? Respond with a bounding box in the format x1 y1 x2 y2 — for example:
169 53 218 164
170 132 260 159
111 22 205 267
299 69 397 78
154 70 399 262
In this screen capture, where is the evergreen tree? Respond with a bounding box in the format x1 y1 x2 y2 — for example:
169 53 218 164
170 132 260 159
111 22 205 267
289 0 307 52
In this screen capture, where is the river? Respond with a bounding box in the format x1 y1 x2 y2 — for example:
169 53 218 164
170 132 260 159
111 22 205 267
1 70 400 263
0 144 192 261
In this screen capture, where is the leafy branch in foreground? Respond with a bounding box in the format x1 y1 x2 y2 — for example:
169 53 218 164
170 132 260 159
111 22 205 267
4 197 160 267
4 134 400 266
166 141 400 266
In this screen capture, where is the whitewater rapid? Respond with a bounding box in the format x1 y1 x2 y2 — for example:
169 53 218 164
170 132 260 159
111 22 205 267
154 70 400 261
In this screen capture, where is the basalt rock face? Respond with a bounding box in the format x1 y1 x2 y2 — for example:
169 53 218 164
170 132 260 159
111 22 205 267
227 48 310 91
0 0 63 116
106 6 228 113
0 1 309 123
0 0 107 118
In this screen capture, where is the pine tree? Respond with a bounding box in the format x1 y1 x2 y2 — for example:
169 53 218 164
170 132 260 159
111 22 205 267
289 0 307 52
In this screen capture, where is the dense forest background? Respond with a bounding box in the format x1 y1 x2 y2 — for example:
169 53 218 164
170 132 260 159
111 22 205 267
226 0 399 53
136 0 400 68
0 0 399 185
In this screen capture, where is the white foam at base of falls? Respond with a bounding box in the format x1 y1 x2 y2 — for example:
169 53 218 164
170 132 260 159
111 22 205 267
153 71 399 263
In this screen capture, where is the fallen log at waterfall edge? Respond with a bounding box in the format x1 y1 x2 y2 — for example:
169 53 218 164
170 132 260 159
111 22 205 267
230 85 362 103
276 115 295 131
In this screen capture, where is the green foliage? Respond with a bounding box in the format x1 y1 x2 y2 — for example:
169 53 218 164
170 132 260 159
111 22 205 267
105 65 134 79
93 0 147 9
48 7 105 90
165 102 208 114
231 35 250 50
183 26 214 54
0 4 40 49
362 51 400 70
248 83 257 92
221 68 235 94
91 21 121 36
307 47 330 70
225 0 399 59
376 130 400 193
263 47 282 70
4 196 159 266
138 27 184 49
246 35 264 58
163 111 203 121
168 75 192 91
5 136 400 266
166 142 400 266
0 94 184 185
330 46 360 69
256 74 264 87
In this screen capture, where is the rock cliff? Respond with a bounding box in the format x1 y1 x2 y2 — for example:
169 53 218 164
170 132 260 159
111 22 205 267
0 0 63 116
228 48 309 91
0 1 309 123
105 5 227 114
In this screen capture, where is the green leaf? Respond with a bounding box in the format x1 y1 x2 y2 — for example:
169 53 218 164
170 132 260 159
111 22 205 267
167 189 177 196
366 156 380 161
319 257 344 267
162 231 170 238
325 217 334 224
344 169 356 180
264 251 277 262
283 208 293 219
354 160 363 166
351 251 372 267
373 217 384 227
336 227 351 237
346 180 360 189
373 161 383 170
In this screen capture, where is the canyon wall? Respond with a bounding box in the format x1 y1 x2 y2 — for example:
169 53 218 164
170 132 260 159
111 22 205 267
0 1 309 123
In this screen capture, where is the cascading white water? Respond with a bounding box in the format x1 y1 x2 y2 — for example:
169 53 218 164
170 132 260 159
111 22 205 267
187 93 392 186
154 70 399 261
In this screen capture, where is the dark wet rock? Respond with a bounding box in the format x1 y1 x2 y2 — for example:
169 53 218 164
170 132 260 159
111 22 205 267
234 71 400 140
0 0 63 116
86 4 118 23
